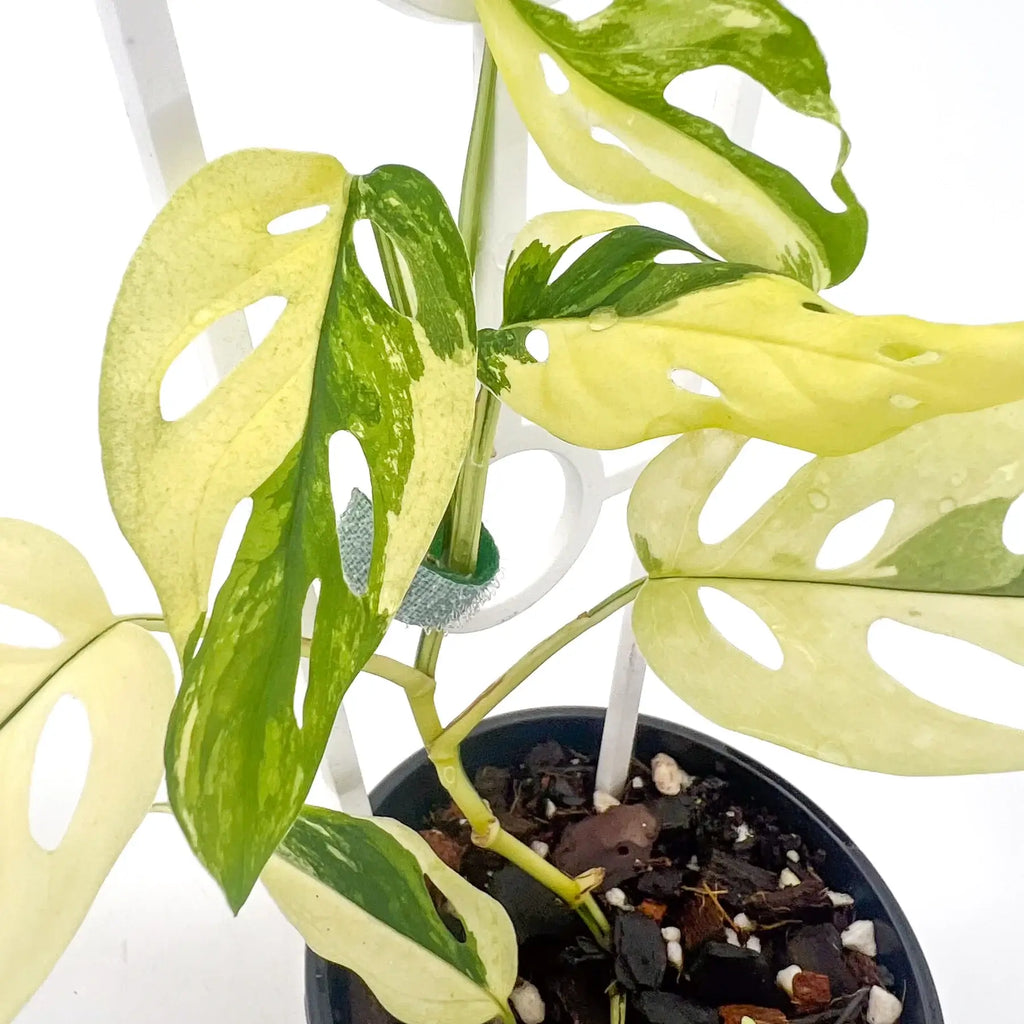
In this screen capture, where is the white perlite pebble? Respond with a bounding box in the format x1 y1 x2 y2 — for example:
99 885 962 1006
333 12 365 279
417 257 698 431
510 980 546 1024
735 823 754 844
841 919 877 957
776 964 802 997
686 855 700 872
631 776 644 790
786 849 800 863
866 985 903 1024
593 790 620 813
661 926 681 943
543 799 557 820
724 927 741 947
666 940 683 968
827 890 855 907
778 868 802 889
745 935 762 954
651 752 693 795
732 913 752 931
530 840 550 859
605 887 629 909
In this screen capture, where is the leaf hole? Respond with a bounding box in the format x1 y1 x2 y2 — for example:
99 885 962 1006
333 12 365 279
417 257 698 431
698 439 815 545
1003 494 1024 554
654 249 701 265
663 65 845 213
159 296 287 421
424 875 468 942
802 302 831 314
547 231 612 285
868 618 1024 730
669 368 720 397
525 328 550 363
539 53 570 96
556 0 614 19
590 126 633 154
267 204 330 235
352 218 399 313
697 586 784 670
208 498 254 611
0 605 62 648
29 694 92 851
293 579 318 729
879 342 942 366
815 499 895 571
331 430 373 598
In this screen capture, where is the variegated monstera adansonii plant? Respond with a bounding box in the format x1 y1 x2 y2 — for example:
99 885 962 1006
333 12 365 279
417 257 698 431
5 1 1024 1022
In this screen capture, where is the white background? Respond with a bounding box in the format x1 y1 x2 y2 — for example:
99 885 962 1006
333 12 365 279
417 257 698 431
3 0 1024 1021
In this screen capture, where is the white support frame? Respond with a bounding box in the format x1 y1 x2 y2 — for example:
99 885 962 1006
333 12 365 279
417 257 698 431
97 0 762 814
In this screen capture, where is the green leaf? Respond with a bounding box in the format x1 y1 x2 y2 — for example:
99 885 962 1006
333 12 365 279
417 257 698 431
0 520 174 1023
474 0 867 288
150 161 477 909
479 210 1024 456
627 402 1024 774
263 808 517 1024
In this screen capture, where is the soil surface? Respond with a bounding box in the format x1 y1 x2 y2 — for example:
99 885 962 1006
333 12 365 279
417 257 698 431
347 741 905 1024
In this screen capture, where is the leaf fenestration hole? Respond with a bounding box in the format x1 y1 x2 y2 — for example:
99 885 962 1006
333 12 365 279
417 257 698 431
330 430 373 598
669 368 720 398
815 499 895 571
0 605 62 648
663 65 845 213
557 0 614 20
525 328 550 363
548 231 612 284
802 302 831 314
352 219 394 311
654 249 701 265
697 586 784 670
869 618 1024 730
208 498 254 610
1002 494 1024 554
698 439 816 545
29 694 92 851
267 204 330 235
539 53 570 95
159 296 287 421
590 126 633 154
293 579 319 729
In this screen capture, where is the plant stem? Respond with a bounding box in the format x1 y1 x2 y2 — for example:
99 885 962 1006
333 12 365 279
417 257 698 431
432 579 646 760
413 47 501 677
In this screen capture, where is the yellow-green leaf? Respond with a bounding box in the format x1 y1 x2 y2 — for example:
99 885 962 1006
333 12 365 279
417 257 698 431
263 808 517 1024
145 160 477 909
627 404 1024 774
475 0 867 288
481 216 1024 456
0 520 174 1022
100 149 352 653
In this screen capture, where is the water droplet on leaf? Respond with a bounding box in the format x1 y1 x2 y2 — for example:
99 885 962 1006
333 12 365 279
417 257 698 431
808 490 829 510
588 306 619 331
889 393 920 410
938 497 956 514
950 471 966 487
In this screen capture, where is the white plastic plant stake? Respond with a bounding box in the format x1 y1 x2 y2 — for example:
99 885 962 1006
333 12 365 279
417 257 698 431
95 0 371 814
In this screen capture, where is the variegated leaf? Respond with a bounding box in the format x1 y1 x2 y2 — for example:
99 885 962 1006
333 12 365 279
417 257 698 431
0 520 174 1022
628 402 1024 774
480 211 1024 456
475 0 867 288
264 808 517 1024
103 151 477 909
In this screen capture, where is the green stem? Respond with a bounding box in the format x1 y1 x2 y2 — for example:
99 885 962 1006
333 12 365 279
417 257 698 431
432 579 646 759
413 47 501 677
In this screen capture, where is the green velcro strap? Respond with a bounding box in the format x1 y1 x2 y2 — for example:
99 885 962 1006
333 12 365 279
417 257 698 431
337 490 500 630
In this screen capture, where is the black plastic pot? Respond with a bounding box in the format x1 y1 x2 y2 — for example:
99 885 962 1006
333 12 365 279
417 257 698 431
305 707 944 1023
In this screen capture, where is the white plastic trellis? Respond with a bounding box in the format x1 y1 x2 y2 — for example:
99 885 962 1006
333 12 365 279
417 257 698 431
96 0 762 813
